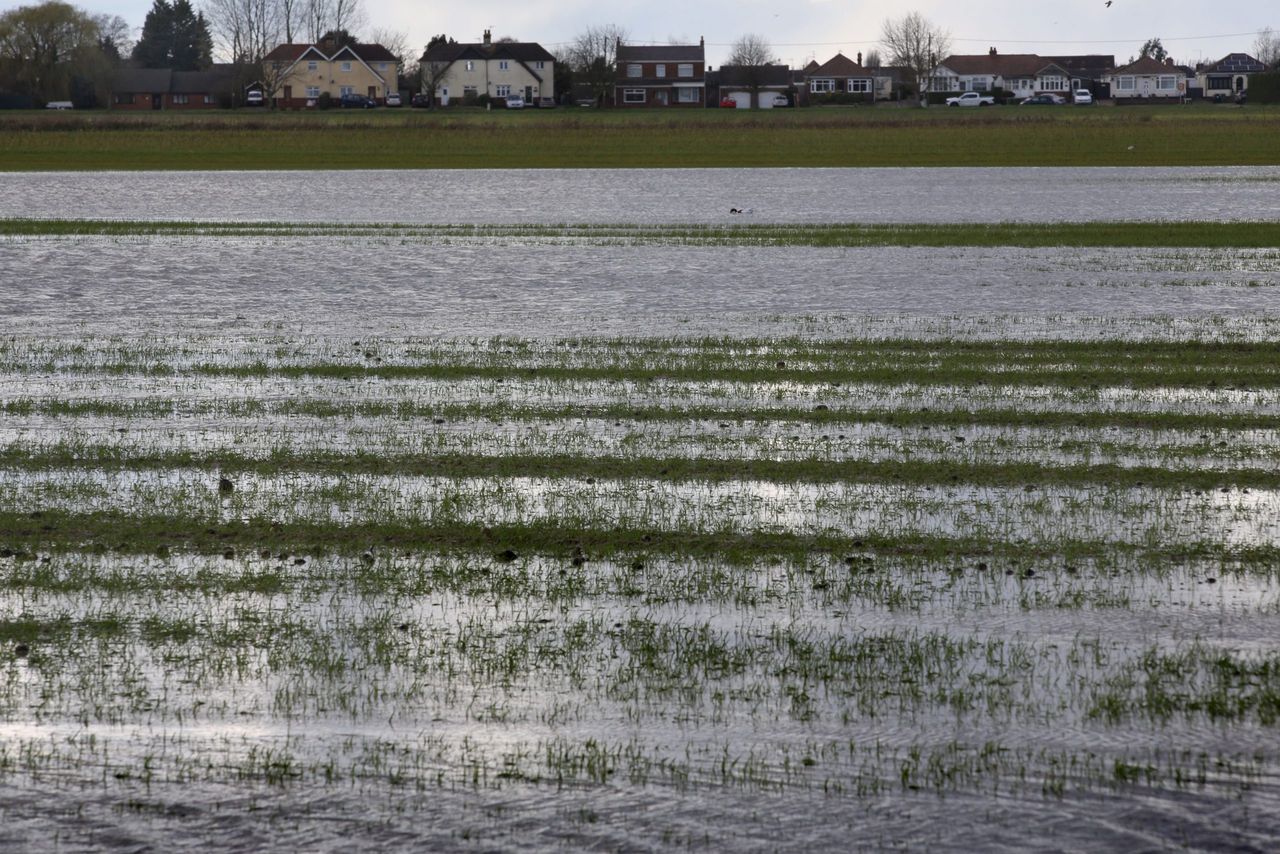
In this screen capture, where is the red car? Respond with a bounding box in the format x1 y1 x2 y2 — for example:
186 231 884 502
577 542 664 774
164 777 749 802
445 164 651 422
719 97 738 108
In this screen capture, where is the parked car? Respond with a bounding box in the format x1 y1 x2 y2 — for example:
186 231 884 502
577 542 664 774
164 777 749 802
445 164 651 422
945 91 995 107
385 91 402 107
245 89 264 106
339 92 375 108
1073 89 1094 105
768 93 791 107
1020 94 1065 105
410 93 432 108
719 96 738 108
45 101 74 110
504 95 525 109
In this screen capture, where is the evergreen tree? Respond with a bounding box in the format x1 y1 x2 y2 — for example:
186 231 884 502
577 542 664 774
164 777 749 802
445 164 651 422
132 0 212 70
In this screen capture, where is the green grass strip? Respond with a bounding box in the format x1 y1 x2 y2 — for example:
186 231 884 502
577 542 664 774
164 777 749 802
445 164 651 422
3 509 1278 566
4 398 1276 432
4 218 1280 247
3 448 1275 490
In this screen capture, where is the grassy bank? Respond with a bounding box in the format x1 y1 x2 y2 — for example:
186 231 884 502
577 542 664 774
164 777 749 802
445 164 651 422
6 218 1280 247
2 105 1279 169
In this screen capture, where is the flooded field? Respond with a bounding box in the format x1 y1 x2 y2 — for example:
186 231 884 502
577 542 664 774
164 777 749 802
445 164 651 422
2 170 1280 850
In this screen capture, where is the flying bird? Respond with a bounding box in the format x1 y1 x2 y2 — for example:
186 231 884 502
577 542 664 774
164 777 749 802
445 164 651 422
1105 1 1112 6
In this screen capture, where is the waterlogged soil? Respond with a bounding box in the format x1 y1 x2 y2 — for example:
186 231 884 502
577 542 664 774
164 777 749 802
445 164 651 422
4 166 1280 224
1 240 1280 334
2 170 1280 850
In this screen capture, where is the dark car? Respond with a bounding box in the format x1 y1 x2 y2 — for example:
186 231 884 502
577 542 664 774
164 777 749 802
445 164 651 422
1020 93 1065 105
339 92 376 109
411 93 432 108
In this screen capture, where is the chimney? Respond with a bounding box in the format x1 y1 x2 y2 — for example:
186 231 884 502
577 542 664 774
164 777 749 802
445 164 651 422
483 29 491 46
699 36 704 48
857 51 862 66
989 46 997 57
1165 57 1174 67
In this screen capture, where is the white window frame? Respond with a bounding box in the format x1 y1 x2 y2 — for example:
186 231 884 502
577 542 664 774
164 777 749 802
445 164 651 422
623 88 645 103
627 64 642 78
496 84 510 97
305 86 320 98
535 61 544 69
848 78 870 93
678 63 693 77
307 61 317 72
339 86 354 96
465 60 475 72
655 64 665 77
1116 76 1135 91
677 87 698 103
204 94 215 104
172 94 189 104
498 60 509 70
1156 75 1177 91
809 78 834 93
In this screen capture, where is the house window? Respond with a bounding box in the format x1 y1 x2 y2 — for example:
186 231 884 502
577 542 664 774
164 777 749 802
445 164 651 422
204 95 215 104
678 63 693 77
306 86 320 98
535 61 544 69
627 64 642 77
340 62 351 72
809 78 834 93
1207 75 1231 90
496 84 510 96
307 61 317 71
655 64 665 77
498 60 509 70
340 86 354 95
1116 76 1135 91
677 87 698 103
1041 75 1064 90
465 60 474 72
378 63 386 71
623 88 645 103
1157 75 1177 91
848 79 870 93
172 94 189 104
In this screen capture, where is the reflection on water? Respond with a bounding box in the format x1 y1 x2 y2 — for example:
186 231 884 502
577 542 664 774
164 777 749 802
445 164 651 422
4 166 1280 224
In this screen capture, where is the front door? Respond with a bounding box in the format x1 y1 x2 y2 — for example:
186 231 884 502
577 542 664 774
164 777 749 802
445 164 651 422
283 86 292 102
151 94 162 110
368 85 377 99
525 85 533 102
655 89 668 106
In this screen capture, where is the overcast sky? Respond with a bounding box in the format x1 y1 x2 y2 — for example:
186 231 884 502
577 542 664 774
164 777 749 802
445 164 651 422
62 0 1277 68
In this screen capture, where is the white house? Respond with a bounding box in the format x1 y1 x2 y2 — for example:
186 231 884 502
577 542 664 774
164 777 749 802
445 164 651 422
1197 53 1268 99
1105 56 1188 99
421 30 554 106
930 49 1074 98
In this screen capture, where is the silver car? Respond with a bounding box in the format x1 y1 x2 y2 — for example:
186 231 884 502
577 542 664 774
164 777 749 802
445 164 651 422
1073 89 1094 105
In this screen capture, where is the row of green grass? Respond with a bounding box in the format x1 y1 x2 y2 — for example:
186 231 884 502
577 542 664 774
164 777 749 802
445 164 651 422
5 218 1280 247
2 447 1274 490
3 106 1279 168
4 398 1275 432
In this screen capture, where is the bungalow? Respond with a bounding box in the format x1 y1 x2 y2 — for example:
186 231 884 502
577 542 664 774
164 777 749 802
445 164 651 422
1198 53 1267 99
804 53 875 102
615 38 706 107
262 36 399 108
421 30 554 107
111 65 238 110
1105 56 1188 99
930 49 1074 99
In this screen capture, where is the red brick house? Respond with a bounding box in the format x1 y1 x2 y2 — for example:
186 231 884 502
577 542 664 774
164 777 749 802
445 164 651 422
111 65 238 110
615 38 705 107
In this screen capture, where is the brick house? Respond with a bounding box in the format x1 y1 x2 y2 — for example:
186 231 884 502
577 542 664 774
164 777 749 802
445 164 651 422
111 65 237 110
615 38 706 107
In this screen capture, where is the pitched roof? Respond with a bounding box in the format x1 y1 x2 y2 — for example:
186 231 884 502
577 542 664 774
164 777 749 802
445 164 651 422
262 42 399 64
617 43 704 63
717 64 792 87
1045 55 1115 77
111 67 172 92
939 53 1048 77
422 41 554 64
1111 55 1179 75
807 53 872 78
1205 53 1266 74
170 65 237 94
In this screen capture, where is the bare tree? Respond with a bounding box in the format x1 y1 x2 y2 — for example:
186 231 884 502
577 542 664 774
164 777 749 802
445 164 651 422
725 33 778 108
568 23 626 106
863 49 882 69
1254 27 1280 68
880 12 950 106
203 0 280 63
727 33 773 67
367 27 407 63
